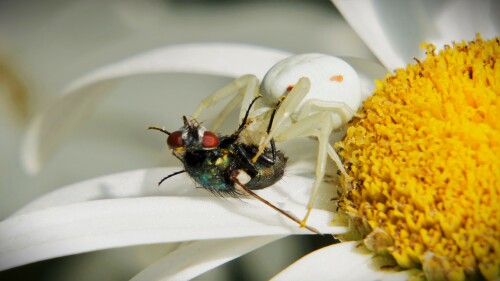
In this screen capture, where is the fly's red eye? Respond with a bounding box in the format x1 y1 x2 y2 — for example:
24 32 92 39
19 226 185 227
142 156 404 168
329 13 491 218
167 131 183 148
202 131 219 148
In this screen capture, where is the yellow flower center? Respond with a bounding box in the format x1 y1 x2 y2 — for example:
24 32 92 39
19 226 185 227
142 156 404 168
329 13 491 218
335 35 500 280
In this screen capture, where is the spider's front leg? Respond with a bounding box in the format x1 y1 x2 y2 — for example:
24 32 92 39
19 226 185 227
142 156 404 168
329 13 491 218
270 110 334 225
251 77 311 162
268 103 355 225
192 74 261 131
283 100 356 179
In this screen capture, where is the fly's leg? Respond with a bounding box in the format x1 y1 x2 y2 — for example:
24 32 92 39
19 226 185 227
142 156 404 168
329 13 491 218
233 95 262 137
158 170 186 185
246 89 289 164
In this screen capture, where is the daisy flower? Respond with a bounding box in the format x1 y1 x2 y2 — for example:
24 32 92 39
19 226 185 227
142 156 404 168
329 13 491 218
1 0 498 280
334 35 499 281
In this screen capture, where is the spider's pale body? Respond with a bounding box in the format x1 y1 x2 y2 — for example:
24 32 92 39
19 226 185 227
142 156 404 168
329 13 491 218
261 54 361 122
192 53 362 224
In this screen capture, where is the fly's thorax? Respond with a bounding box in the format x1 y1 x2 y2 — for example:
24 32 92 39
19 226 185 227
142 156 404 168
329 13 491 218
182 147 240 194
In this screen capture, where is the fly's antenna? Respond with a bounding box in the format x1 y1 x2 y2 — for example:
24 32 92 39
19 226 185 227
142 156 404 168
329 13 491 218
266 95 286 135
148 126 171 135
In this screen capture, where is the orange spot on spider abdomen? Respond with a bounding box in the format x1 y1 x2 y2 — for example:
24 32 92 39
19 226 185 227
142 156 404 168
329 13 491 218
330 75 344 82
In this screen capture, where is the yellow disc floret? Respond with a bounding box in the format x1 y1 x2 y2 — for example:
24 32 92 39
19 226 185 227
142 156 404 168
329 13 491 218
336 35 500 280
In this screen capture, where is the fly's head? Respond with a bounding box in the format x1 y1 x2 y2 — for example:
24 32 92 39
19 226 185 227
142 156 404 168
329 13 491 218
167 116 219 158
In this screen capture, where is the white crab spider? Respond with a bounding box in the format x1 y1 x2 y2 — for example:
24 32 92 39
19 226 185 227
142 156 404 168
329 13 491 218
192 53 362 225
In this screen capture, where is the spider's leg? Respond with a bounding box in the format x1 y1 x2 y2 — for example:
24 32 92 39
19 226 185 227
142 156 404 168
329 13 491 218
273 114 324 141
327 143 354 193
192 74 260 131
269 111 335 225
237 75 262 122
274 99 357 178
232 174 321 234
213 77 261 131
211 93 246 131
327 144 349 179
302 112 333 224
297 99 361 128
251 77 310 162
294 100 357 179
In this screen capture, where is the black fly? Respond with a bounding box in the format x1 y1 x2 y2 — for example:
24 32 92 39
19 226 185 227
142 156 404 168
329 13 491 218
149 96 320 234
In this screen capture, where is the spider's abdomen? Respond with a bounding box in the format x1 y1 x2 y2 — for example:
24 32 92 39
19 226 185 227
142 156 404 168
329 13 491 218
261 53 362 116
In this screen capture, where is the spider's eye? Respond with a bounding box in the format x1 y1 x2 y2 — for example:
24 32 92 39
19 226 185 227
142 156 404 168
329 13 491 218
167 131 184 148
202 131 219 149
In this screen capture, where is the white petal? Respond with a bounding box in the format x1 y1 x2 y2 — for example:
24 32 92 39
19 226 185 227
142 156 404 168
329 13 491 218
64 43 293 93
0 197 339 271
21 43 292 174
11 167 201 216
12 166 337 216
1 168 345 270
272 241 411 281
132 236 282 281
333 0 499 70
